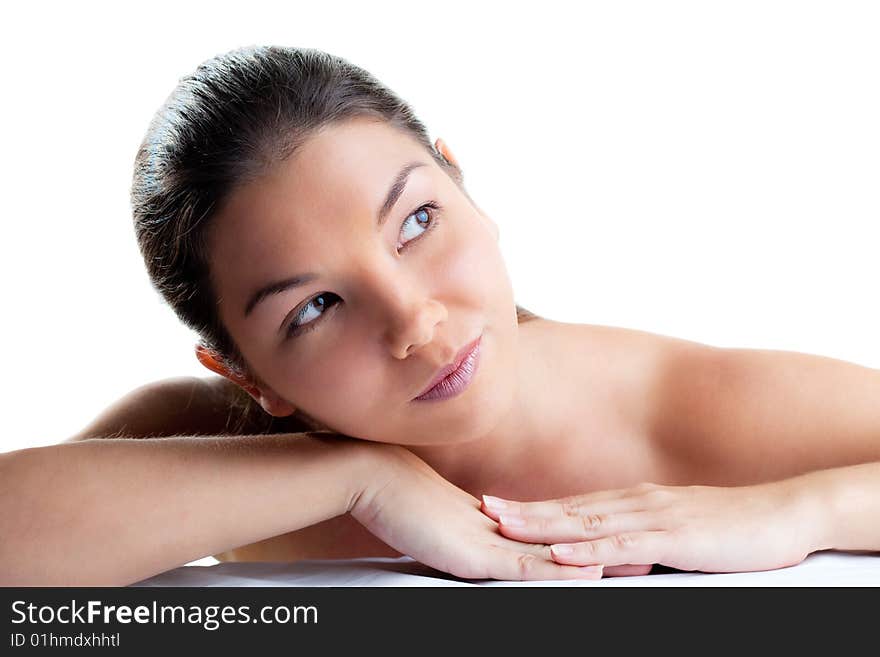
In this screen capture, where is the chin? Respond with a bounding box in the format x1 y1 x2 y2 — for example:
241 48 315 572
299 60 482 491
408 375 515 446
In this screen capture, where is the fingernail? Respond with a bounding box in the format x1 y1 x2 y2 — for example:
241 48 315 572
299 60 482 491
551 544 574 556
482 495 508 510
499 514 525 527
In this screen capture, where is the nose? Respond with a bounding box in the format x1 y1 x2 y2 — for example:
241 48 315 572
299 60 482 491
355 256 449 359
375 280 448 360
385 296 448 359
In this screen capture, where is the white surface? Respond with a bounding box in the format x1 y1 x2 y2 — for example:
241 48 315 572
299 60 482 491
133 551 880 587
3 1 879 453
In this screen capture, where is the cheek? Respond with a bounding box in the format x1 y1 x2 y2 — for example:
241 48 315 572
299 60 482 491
437 221 511 306
292 340 358 395
285 336 388 426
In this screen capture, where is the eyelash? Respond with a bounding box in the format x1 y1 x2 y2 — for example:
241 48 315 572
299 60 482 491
283 201 442 339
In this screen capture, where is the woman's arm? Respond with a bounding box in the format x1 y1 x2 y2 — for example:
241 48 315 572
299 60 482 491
5 379 603 585
0 432 377 586
62 376 405 562
1 435 605 586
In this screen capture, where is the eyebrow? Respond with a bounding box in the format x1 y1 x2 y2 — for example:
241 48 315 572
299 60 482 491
243 161 428 318
376 161 427 227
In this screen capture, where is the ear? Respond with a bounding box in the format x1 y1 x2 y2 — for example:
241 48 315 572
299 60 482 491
194 344 297 417
434 137 461 170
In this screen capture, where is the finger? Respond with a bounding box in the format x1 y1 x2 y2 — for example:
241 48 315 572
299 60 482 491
549 531 669 567
482 488 635 519
481 489 645 522
603 564 654 577
501 536 655 577
497 510 659 544
492 535 651 578
482 546 604 582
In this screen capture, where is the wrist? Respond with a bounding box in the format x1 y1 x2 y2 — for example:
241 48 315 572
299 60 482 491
274 432 391 519
332 438 410 515
803 462 880 553
348 442 426 523
789 467 847 553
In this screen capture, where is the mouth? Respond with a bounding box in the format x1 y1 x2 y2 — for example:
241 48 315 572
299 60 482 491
412 335 482 402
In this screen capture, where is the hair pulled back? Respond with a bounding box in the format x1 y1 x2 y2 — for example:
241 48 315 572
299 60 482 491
131 46 537 433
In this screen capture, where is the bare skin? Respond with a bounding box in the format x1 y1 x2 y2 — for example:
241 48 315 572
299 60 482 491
64 117 880 575
214 318 680 563
186 117 690 566
201 319 880 566
66 317 687 565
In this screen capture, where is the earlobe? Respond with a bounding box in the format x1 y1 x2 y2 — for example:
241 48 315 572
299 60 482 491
258 390 298 418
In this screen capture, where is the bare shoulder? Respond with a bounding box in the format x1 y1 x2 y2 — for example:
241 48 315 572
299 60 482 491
541 318 718 379
538 318 722 439
543 318 709 351
64 375 245 442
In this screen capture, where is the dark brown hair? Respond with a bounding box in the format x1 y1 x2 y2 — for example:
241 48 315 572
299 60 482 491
131 46 539 435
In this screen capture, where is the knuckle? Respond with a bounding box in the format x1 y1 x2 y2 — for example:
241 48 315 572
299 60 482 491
562 499 582 517
583 540 600 559
515 552 538 580
613 533 637 551
580 513 605 535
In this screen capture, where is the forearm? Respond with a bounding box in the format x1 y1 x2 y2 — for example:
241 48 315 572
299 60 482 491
799 460 880 553
0 433 383 586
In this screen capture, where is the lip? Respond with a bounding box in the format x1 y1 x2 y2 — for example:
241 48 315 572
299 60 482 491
412 335 482 402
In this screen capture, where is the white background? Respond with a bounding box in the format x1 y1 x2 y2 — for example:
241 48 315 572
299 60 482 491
2 0 878 454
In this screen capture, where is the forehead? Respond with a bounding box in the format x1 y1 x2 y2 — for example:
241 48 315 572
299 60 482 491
215 117 430 236
207 117 434 303
263 116 428 205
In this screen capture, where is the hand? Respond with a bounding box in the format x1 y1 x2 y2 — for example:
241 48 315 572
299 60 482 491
480 479 819 574
350 446 603 581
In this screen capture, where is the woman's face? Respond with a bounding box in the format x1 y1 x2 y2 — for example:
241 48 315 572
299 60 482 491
206 117 520 445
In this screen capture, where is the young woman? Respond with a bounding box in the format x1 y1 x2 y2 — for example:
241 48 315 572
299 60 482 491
2 46 878 586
